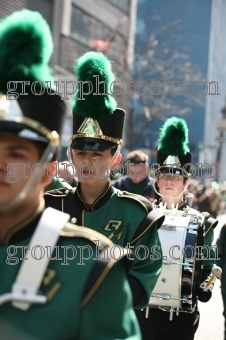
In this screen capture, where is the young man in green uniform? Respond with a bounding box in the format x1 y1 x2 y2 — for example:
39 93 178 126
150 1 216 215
0 9 142 339
45 51 165 309
135 117 218 340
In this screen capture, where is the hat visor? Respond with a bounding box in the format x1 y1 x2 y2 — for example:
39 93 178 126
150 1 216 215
0 121 48 143
160 167 184 175
71 137 117 151
152 165 191 178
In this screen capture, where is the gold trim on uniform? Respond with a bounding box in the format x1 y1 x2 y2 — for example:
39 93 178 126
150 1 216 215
80 247 129 308
71 116 123 146
45 188 71 197
104 220 124 240
80 258 115 308
82 210 85 226
60 223 113 248
43 269 56 286
1 114 60 146
76 190 89 211
92 182 111 211
71 134 123 147
204 220 217 236
117 191 149 214
46 282 62 301
178 200 187 208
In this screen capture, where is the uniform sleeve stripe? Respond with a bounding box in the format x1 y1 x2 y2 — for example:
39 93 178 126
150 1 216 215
131 210 165 244
204 217 218 236
80 247 130 308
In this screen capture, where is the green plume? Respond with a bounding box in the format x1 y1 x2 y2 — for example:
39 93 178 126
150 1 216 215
72 51 117 119
0 9 54 94
158 117 189 156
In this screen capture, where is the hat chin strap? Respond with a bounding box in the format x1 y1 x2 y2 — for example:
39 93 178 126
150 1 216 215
0 141 57 211
67 145 73 163
153 179 186 200
98 145 121 182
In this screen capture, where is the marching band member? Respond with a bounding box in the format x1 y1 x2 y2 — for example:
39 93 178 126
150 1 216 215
0 10 142 339
45 51 165 309
135 117 218 340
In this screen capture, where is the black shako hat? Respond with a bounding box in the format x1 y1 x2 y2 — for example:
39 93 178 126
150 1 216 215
156 117 192 178
71 108 125 151
70 51 125 151
0 91 66 146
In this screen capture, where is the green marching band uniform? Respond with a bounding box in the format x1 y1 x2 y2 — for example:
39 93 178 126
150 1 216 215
44 50 165 310
0 10 142 339
135 117 218 340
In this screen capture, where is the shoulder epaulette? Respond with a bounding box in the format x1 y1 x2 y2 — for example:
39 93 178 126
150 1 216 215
60 223 133 308
80 244 131 308
201 211 210 219
62 224 132 308
117 190 152 214
202 213 218 236
44 187 75 197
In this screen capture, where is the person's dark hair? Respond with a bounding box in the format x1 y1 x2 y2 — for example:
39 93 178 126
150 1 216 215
126 150 149 164
110 147 118 156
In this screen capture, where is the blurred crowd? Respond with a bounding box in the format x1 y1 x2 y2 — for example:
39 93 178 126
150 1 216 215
186 180 224 217
48 151 226 219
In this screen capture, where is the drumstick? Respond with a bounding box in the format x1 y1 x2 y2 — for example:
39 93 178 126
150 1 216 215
205 266 222 289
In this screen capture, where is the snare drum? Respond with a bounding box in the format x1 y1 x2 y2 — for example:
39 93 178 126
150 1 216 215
148 209 204 318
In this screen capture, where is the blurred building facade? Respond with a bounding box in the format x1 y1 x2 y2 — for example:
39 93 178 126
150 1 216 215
204 0 226 183
0 0 137 159
133 0 226 181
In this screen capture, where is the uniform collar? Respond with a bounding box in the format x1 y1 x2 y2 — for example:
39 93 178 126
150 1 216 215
75 181 114 211
177 200 188 210
2 199 45 245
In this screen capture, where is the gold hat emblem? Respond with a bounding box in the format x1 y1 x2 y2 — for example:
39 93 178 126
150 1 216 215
77 118 103 136
0 95 10 120
71 117 123 147
163 155 181 166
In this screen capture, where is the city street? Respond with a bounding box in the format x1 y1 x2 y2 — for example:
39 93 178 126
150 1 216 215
195 214 225 340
